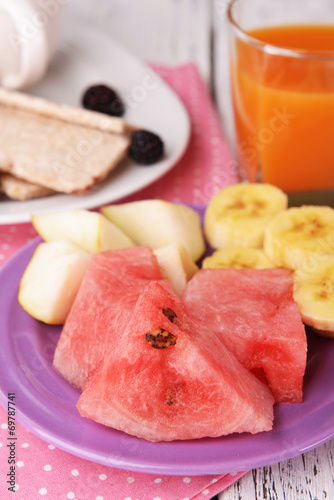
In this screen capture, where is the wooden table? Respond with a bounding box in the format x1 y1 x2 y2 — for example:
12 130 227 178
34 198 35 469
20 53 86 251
70 1 334 498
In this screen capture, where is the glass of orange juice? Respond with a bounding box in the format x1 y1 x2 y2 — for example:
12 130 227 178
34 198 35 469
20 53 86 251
227 0 334 194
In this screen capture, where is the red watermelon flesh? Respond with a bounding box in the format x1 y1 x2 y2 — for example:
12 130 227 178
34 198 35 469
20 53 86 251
53 247 165 391
182 268 307 404
77 281 274 442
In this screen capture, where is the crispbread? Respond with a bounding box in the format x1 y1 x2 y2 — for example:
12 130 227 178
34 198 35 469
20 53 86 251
0 105 130 194
0 173 54 200
0 87 134 135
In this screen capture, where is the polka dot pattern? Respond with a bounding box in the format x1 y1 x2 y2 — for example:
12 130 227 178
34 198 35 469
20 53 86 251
0 64 245 500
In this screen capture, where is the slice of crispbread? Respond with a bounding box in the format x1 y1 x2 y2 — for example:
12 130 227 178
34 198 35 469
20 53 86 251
0 87 134 135
0 173 54 200
0 105 130 194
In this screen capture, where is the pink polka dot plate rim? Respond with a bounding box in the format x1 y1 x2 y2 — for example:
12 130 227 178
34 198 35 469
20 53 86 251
0 226 334 476
0 19 190 225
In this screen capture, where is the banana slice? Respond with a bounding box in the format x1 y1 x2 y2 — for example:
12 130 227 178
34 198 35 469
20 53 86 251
204 183 288 249
202 247 276 270
264 205 334 271
293 255 334 337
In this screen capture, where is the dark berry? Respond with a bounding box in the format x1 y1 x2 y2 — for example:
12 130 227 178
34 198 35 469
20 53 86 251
129 130 164 165
82 84 125 117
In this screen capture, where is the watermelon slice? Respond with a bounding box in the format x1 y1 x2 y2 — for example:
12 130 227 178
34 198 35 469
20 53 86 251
183 268 307 404
77 281 274 442
53 247 165 391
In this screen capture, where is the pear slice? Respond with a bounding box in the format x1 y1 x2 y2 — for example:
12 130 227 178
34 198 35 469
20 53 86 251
153 241 199 296
101 200 205 261
31 209 134 253
18 239 92 325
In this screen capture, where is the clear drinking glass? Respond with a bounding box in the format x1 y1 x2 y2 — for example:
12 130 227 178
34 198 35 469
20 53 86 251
227 0 334 194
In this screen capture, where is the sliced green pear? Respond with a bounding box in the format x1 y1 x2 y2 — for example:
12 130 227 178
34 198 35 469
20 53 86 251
19 239 92 325
153 241 198 297
31 209 134 253
101 200 205 261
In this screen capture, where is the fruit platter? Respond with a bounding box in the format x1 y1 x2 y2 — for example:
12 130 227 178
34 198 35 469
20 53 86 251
0 183 334 475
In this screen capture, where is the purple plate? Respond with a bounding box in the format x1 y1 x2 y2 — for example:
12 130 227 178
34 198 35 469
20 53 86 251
0 235 334 476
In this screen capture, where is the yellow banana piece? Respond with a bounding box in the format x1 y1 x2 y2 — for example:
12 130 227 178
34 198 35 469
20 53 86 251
204 183 288 249
293 255 334 338
263 205 334 271
202 247 276 270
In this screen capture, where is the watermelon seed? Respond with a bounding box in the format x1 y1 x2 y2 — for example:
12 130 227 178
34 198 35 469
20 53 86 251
146 329 176 349
165 386 179 406
162 307 177 323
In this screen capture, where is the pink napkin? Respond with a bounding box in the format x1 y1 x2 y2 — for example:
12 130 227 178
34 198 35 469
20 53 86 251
0 63 244 500
122 63 238 204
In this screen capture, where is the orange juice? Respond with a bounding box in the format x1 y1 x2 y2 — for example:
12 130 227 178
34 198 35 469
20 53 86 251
232 25 334 192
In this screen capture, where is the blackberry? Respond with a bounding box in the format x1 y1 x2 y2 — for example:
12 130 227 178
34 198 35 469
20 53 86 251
129 130 164 165
82 84 125 117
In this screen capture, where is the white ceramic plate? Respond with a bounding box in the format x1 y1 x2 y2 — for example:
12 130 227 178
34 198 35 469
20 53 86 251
0 16 190 224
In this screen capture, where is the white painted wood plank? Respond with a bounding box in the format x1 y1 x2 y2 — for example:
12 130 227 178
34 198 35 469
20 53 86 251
219 439 334 499
211 0 235 149
67 0 212 87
